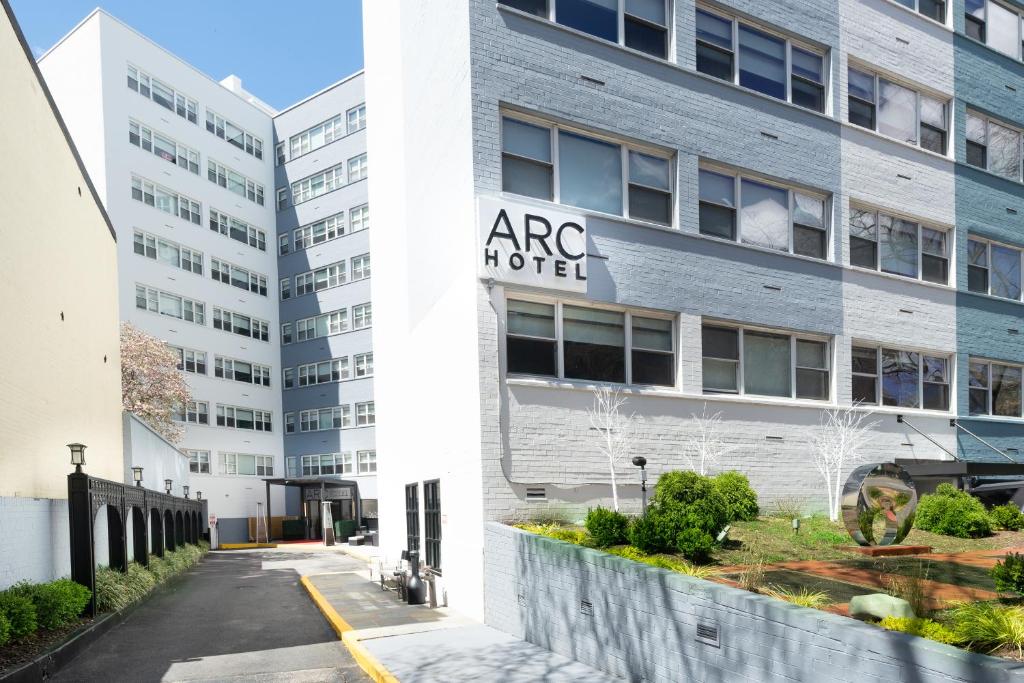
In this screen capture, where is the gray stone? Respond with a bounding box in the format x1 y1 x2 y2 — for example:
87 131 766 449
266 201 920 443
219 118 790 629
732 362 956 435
846 593 915 622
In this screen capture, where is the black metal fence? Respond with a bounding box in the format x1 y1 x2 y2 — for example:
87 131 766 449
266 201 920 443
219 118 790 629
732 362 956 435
68 470 204 616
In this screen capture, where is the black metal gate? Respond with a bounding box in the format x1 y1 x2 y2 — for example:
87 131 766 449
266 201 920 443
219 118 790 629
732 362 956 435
423 479 441 573
405 483 420 552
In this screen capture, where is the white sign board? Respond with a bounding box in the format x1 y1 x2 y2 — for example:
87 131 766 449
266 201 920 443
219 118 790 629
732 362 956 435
208 513 217 527
478 197 587 293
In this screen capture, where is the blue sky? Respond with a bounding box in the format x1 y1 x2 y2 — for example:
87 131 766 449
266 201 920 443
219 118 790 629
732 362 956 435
10 1 364 111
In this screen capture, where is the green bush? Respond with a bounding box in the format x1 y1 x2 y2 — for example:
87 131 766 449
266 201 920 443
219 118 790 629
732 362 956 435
992 553 1024 594
713 471 759 522
628 471 729 561
950 602 1024 655
990 504 1024 531
0 590 37 639
880 616 962 646
585 507 629 548
28 579 91 629
627 510 672 554
0 612 10 647
914 484 992 538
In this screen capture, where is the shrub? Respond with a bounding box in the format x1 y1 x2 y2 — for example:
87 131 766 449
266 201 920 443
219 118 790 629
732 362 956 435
675 526 716 562
914 484 992 538
585 507 629 548
604 545 715 579
627 513 670 554
713 471 759 522
990 504 1024 532
29 579 91 629
632 471 729 561
950 602 1024 656
765 586 830 609
0 612 10 647
992 553 1024 594
0 590 37 639
880 616 962 646
514 523 591 547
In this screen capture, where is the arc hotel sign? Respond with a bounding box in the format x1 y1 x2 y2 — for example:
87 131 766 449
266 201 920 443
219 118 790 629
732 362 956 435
478 197 588 294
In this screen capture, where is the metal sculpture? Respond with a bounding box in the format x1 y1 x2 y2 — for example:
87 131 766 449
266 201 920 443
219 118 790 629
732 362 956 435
840 462 918 546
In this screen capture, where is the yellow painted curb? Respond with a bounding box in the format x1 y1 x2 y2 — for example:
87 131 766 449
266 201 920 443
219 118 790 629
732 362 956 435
299 575 400 683
218 542 278 550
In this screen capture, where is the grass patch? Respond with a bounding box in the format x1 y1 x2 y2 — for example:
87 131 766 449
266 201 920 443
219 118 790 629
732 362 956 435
764 585 831 609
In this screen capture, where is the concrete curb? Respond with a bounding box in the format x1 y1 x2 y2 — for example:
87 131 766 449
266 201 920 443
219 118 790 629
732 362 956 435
217 543 278 550
299 574 399 683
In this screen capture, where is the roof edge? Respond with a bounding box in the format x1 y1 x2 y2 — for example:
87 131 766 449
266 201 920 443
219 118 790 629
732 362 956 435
274 69 365 118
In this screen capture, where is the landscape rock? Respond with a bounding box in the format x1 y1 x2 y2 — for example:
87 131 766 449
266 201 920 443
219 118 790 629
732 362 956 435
849 594 916 621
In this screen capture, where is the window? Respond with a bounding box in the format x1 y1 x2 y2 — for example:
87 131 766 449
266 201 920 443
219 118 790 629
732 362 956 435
851 345 950 410
965 1 1024 58
299 406 351 432
351 204 370 232
128 121 199 174
848 207 950 284
356 402 375 426
187 450 210 474
212 308 270 341
222 453 274 476
135 285 205 324
358 450 377 474
298 358 349 386
280 278 291 300
294 261 346 296
287 453 353 477
281 323 293 345
290 114 346 159
966 111 1023 181
698 167 828 258
276 143 286 166
205 109 263 159
354 352 374 377
424 479 441 572
127 65 196 123
285 412 295 434
353 303 372 329
294 212 346 250
351 254 371 281
295 310 348 342
131 176 201 224
175 401 208 425
133 231 203 275
893 0 945 22
506 298 675 386
347 104 367 133
208 160 265 205
210 209 266 251
279 234 289 256
406 483 420 553
696 9 826 113
210 258 268 296
172 347 207 375
967 238 1023 300
216 405 272 431
970 359 1023 417
701 323 829 400
501 115 673 224
291 164 346 205
283 368 295 389
277 188 289 210
215 356 271 387
348 153 368 182
848 66 948 154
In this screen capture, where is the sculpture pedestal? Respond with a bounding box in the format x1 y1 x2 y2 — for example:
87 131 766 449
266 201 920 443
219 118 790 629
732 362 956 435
837 545 932 557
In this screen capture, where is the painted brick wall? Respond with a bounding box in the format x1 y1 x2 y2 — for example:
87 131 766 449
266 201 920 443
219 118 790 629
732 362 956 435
0 497 71 589
484 523 1024 682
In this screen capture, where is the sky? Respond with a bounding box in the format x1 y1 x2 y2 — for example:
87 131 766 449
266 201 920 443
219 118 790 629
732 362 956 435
9 0 365 111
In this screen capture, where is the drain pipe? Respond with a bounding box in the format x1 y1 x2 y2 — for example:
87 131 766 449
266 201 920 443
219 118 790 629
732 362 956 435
896 414 958 460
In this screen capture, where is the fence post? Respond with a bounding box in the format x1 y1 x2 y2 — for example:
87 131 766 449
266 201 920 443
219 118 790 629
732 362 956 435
67 470 96 617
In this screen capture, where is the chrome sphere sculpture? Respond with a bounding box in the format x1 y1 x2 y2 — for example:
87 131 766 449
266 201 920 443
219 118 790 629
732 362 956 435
841 462 918 546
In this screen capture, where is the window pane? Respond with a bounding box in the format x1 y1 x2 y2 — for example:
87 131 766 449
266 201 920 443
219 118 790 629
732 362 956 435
793 193 824 229
503 118 551 162
970 361 989 416
882 349 919 408
743 331 791 397
878 79 917 145
556 0 617 42
791 47 823 83
697 43 735 81
632 316 672 350
920 96 945 130
629 152 670 191
502 156 553 200
852 375 877 404
794 225 826 259
993 365 1023 417
850 209 876 241
879 214 918 278
968 240 989 293
848 68 875 102
508 299 555 337
696 10 732 49
563 306 625 382
558 131 622 215
508 338 557 376
797 339 827 369
699 170 734 207
989 1 1020 58
738 25 786 100
499 0 547 15
966 114 986 145
702 326 738 392
626 0 665 25
625 18 667 58
630 186 672 224
989 122 1021 180
991 245 1022 300
740 179 789 251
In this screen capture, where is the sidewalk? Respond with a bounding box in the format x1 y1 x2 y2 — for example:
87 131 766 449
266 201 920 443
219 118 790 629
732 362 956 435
302 569 621 682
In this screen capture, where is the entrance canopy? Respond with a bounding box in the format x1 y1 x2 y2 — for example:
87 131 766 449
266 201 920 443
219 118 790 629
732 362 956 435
263 476 362 540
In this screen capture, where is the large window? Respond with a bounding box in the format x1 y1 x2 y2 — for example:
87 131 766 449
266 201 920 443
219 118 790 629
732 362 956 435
205 109 263 159
352 254 371 281
289 114 345 159
289 164 346 206
506 298 675 386
356 402 375 426
894 0 946 22
849 207 949 284
348 104 367 133
354 352 374 378
348 154 368 183
131 176 201 225
358 450 377 474
222 453 274 476
187 450 210 474
172 346 207 375
424 480 441 572
174 401 209 425
215 356 271 387
698 167 828 259
406 483 420 553
851 345 950 410
501 115 673 225
847 66 948 154
129 120 199 174
353 304 372 330
295 310 348 342
498 0 669 59
211 258 267 296
965 0 1024 59
966 111 1024 181
216 405 272 432
351 204 370 232
208 160 265 206
133 231 203 275
210 209 266 252
701 324 829 400
294 261 346 296
135 285 205 325
212 308 270 342
298 358 349 386
970 359 1023 417
696 9 826 113
299 406 351 432
286 453 353 477
968 237 1023 301
294 212 346 250
127 65 197 123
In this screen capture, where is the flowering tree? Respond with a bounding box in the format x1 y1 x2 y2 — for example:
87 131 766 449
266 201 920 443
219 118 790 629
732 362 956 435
587 387 637 512
681 403 736 476
120 323 191 444
810 404 880 521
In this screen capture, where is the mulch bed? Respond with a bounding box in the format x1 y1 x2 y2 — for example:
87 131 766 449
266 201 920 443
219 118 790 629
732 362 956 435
0 619 93 677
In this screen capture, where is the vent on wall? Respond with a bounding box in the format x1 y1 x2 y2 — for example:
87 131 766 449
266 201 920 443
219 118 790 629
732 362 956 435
580 599 594 616
696 621 720 647
526 487 547 500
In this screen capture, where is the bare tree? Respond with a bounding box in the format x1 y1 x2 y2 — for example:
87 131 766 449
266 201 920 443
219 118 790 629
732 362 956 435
682 403 736 476
810 404 880 521
121 323 191 444
587 387 637 512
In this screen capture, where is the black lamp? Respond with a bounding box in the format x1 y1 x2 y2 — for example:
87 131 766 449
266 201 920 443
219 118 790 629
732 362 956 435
632 456 648 514
132 466 143 486
196 491 202 501
68 443 86 472
165 479 173 495
183 485 190 499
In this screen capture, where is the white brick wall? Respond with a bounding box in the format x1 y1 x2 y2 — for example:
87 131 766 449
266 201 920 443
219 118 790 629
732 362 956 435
0 497 71 589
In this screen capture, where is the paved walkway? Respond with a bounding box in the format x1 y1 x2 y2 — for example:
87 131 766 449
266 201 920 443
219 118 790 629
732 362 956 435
54 548 370 682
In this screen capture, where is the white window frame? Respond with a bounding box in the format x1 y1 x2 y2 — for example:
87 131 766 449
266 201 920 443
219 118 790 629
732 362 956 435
221 452 274 476
128 119 200 174
966 109 1024 182
131 175 201 225
205 108 264 160
215 355 272 387
294 212 346 251
351 254 371 281
294 309 349 342
347 104 367 133
848 204 952 285
135 285 205 325
966 236 1024 301
289 114 345 160
210 258 268 296
352 303 372 330
209 209 266 251
350 204 369 232
355 402 375 426
969 357 1024 418
126 63 197 123
187 449 211 474
171 346 207 375
850 342 953 412
133 230 204 275
354 352 373 378
212 307 270 342
348 153 368 182
216 404 273 432
207 159 265 206
357 450 377 474
290 163 346 205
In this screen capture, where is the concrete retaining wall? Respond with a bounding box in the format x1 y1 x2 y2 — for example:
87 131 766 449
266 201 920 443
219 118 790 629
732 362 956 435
483 522 1024 682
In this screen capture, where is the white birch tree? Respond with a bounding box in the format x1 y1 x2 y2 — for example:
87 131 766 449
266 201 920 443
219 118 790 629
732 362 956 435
810 405 880 521
682 403 736 476
588 387 637 512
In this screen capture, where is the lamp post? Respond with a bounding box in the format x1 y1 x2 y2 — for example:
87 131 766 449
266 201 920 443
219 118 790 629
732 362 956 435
165 479 173 495
67 443 86 473
183 485 190 499
132 466 143 487
632 456 648 514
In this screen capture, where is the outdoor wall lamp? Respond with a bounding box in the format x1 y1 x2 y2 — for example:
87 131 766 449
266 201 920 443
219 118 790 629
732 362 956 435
196 491 202 501
67 443 86 472
165 479 173 495
183 485 190 499
132 466 143 486
631 456 648 514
